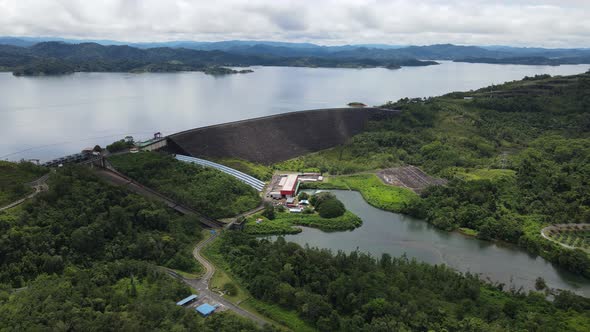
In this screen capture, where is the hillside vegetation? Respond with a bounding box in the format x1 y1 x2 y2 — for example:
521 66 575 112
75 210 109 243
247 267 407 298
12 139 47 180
0 161 46 206
0 167 264 331
279 72 590 277
216 231 590 331
109 152 261 219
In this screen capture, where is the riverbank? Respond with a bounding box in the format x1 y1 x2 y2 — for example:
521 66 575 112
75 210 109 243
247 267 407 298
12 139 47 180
243 210 362 235
275 190 590 297
301 173 418 213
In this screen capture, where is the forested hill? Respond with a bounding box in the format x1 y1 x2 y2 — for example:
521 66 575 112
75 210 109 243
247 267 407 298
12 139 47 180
276 71 590 278
0 168 264 331
0 41 437 76
2 37 590 66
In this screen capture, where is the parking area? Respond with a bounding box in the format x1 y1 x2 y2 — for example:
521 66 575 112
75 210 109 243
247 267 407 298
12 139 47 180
184 294 228 314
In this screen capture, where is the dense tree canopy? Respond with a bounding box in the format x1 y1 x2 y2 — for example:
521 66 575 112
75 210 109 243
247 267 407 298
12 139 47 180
109 152 261 218
0 167 265 331
216 231 590 331
278 72 590 277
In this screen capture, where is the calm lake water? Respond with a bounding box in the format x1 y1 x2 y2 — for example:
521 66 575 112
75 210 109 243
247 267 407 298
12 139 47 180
1 62 588 161
272 190 590 296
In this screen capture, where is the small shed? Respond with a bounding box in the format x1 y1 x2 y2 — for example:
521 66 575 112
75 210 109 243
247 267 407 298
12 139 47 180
286 197 295 204
176 294 198 306
196 303 216 317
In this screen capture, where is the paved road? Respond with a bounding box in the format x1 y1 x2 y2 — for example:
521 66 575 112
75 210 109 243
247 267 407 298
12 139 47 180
0 174 49 212
167 232 270 327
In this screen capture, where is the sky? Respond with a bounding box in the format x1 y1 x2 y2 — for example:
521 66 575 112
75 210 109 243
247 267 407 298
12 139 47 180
1 0 589 47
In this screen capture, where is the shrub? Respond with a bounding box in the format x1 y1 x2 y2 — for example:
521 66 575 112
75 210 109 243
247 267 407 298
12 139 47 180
298 192 309 200
316 198 345 218
261 203 276 220
106 139 133 153
222 282 238 296
310 192 337 209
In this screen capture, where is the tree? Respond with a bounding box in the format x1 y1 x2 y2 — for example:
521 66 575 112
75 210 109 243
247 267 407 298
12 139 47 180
316 198 345 218
535 277 546 291
261 203 276 220
222 283 238 296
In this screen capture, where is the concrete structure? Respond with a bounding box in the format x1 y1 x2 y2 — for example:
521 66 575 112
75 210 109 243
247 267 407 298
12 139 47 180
196 303 216 316
175 154 265 191
176 294 198 306
167 107 399 164
137 137 167 152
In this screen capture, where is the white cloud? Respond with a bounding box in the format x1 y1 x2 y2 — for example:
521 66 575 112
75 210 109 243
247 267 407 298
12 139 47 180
0 0 588 47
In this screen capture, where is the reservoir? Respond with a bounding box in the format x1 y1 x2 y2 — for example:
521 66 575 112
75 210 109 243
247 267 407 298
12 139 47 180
272 190 590 297
2 61 589 297
0 62 588 161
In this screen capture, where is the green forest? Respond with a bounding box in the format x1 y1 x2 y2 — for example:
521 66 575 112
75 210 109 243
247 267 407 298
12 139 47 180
0 168 265 331
216 231 590 331
277 72 590 277
109 152 261 219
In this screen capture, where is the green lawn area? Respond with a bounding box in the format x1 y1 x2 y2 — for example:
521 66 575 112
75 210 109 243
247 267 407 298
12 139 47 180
108 152 261 218
0 161 46 206
451 168 516 181
214 158 273 181
244 210 362 235
458 227 479 237
242 299 317 332
303 174 418 213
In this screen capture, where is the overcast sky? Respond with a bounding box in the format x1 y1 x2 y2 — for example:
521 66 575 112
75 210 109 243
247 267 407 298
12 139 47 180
1 0 589 47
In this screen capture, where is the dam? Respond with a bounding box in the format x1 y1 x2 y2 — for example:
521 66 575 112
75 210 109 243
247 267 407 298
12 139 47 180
166 107 399 164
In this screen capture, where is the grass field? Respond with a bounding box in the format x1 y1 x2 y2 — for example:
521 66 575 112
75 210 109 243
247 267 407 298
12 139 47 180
242 299 317 332
214 158 273 181
0 161 46 207
303 174 418 213
244 210 362 235
450 168 516 181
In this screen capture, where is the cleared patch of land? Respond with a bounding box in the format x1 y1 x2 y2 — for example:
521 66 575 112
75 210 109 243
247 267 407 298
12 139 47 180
377 166 447 193
542 224 590 252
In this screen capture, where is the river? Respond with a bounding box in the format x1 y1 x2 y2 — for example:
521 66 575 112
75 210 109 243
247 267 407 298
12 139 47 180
1 62 588 161
271 190 590 296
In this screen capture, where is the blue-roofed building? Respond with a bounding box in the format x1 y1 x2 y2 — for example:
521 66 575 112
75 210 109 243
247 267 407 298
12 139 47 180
196 303 216 316
176 294 198 306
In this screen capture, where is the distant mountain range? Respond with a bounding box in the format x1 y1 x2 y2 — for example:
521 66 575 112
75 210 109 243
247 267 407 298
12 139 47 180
1 37 589 76
0 41 437 76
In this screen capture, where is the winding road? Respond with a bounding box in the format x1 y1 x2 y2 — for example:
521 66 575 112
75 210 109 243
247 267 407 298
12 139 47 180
0 174 49 212
167 231 270 327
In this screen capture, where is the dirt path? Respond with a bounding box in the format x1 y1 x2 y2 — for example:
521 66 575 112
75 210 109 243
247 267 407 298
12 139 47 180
541 224 590 253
